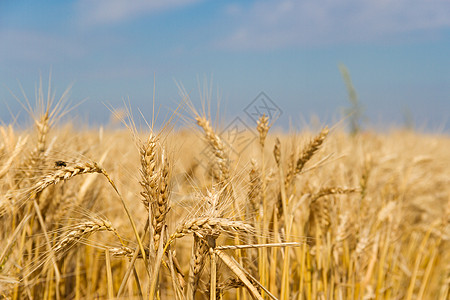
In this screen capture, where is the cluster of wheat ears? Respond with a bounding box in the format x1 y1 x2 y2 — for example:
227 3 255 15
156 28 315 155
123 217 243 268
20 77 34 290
0 86 449 299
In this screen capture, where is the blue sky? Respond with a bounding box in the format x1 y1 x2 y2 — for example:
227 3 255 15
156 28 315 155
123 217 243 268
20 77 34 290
1 0 449 131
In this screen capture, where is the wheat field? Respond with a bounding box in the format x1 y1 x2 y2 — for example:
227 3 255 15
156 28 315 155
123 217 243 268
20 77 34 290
0 91 449 299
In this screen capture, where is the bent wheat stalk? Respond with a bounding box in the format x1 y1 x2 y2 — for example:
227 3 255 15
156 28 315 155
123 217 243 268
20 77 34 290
215 250 263 300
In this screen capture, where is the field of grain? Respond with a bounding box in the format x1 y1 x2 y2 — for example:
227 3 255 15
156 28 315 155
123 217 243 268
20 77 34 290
0 95 449 299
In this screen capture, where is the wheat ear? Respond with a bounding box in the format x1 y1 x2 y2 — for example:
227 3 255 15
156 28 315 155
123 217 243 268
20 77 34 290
151 149 171 252
171 217 254 241
186 234 209 299
195 116 230 183
53 218 119 254
139 134 158 211
256 114 270 149
310 187 359 203
248 159 262 221
0 135 28 180
295 127 329 174
32 162 105 195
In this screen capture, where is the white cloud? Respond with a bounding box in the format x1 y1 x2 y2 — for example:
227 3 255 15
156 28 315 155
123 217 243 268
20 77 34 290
77 0 203 26
217 0 450 50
